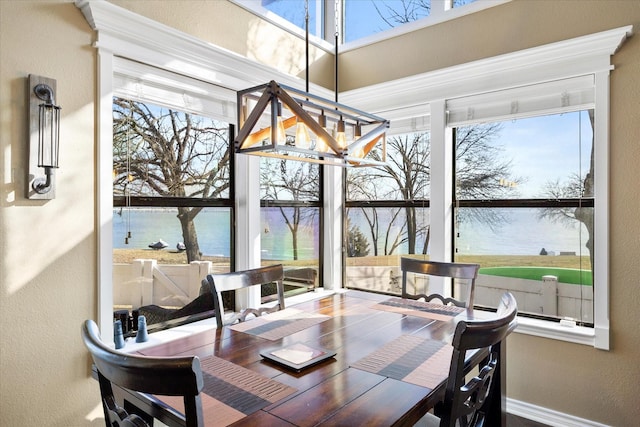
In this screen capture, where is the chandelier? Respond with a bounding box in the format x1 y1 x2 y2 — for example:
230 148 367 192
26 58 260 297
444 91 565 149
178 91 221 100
234 0 389 167
235 80 388 166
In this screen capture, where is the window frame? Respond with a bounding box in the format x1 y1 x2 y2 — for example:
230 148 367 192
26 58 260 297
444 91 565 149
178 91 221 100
78 0 631 349
110 67 237 331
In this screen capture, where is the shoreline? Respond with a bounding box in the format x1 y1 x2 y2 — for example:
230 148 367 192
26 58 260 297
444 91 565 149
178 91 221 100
113 249 590 270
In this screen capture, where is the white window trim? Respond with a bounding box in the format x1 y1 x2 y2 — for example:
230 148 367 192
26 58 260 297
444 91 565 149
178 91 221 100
77 0 631 349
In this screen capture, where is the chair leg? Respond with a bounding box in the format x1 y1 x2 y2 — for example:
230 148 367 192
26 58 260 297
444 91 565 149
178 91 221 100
485 341 507 427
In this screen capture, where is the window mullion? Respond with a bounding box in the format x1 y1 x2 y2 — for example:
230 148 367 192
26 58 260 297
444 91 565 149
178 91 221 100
429 99 453 263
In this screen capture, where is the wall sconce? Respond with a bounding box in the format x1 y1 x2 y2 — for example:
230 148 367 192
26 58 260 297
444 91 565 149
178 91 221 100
27 74 61 199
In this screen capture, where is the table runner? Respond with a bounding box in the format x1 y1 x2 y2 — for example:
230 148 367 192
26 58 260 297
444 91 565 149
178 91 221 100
372 297 464 321
158 355 297 425
351 335 453 389
228 308 330 341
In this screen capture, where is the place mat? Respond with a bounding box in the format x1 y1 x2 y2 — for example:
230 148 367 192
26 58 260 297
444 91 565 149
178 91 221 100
228 308 330 341
372 297 465 321
158 355 297 425
351 335 453 389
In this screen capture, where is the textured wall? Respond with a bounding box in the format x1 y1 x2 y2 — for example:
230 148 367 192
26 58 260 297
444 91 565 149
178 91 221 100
0 1 100 425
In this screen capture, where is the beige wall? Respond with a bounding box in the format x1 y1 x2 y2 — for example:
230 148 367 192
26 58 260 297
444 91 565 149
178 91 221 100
1 0 638 425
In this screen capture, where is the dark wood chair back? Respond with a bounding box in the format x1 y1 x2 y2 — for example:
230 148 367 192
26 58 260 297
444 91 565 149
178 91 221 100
81 320 204 427
438 292 518 427
204 264 285 327
400 257 480 308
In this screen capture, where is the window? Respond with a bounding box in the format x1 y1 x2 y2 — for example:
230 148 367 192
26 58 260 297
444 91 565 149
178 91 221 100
261 0 324 39
260 157 322 295
232 0 500 47
345 131 431 294
111 60 235 332
437 72 607 347
453 111 594 325
344 0 432 43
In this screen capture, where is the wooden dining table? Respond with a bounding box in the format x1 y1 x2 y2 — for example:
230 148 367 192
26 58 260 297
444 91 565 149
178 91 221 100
119 290 507 427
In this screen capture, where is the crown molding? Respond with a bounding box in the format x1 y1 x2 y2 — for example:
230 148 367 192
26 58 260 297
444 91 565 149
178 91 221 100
75 0 334 99
342 25 633 117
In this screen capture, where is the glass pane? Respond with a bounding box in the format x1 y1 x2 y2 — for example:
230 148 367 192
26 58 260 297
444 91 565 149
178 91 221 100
345 0 431 43
261 207 320 260
260 156 320 297
454 110 594 324
347 132 430 201
113 98 231 199
113 207 232 332
113 207 232 263
345 206 430 294
262 0 323 38
452 0 475 7
456 207 593 323
261 206 320 295
260 157 320 201
455 112 592 200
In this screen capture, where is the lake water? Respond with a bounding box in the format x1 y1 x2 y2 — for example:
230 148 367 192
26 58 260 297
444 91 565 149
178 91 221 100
455 208 589 256
113 207 319 259
113 207 590 259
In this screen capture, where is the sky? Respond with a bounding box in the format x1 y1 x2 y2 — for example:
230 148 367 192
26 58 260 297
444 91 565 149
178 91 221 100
495 111 592 198
261 0 431 42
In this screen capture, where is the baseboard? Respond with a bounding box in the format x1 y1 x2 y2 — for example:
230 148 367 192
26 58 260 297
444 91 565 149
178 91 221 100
508 398 610 427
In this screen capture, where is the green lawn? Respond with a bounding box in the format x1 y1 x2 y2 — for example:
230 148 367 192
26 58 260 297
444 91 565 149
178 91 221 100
478 266 592 285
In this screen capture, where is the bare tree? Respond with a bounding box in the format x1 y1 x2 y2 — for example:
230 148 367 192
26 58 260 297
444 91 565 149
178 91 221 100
361 133 431 254
347 123 519 256
113 98 230 262
454 124 523 229
348 132 431 255
260 154 320 260
348 170 402 256
372 0 430 28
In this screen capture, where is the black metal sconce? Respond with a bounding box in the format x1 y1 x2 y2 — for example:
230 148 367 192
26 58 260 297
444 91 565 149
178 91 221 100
27 74 61 199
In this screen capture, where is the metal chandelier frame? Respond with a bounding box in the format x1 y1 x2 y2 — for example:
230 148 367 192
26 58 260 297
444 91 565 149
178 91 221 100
235 80 389 167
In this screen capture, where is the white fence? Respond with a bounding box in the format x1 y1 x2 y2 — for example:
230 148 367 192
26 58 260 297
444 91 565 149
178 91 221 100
113 261 318 310
113 260 215 309
474 273 593 323
114 262 593 323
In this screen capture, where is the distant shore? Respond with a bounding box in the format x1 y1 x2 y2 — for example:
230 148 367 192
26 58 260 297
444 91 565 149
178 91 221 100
114 249 590 270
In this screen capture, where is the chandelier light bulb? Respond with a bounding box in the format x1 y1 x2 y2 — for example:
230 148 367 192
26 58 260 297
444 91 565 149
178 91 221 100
295 117 311 149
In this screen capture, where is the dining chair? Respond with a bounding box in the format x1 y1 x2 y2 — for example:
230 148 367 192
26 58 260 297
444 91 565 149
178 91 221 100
81 320 204 427
204 264 285 327
423 292 518 427
400 257 480 308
